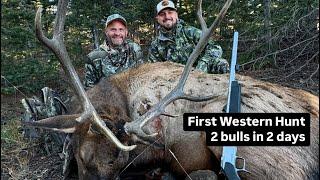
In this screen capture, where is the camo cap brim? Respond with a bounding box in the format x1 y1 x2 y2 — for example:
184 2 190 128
106 14 127 27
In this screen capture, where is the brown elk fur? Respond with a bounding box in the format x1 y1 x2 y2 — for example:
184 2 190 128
64 61 318 179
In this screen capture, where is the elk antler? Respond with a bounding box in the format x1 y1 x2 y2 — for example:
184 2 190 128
124 0 233 140
34 0 136 151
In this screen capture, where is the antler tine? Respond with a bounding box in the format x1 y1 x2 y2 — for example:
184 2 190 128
124 0 233 140
197 0 207 31
208 0 233 33
35 6 51 51
22 114 82 133
53 0 67 38
35 0 136 151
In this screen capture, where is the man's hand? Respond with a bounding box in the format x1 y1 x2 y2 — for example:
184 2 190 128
213 58 229 74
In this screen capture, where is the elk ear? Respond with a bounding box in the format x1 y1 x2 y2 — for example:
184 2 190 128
22 114 82 133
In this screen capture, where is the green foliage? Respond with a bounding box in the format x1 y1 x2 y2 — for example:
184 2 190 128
1 0 61 94
1 56 60 94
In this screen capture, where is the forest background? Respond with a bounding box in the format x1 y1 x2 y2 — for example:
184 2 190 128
1 0 319 179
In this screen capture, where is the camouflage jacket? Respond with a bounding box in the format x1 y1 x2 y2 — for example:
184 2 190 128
148 19 228 73
84 40 143 88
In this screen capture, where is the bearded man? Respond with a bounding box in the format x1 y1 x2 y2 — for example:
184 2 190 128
84 14 144 88
148 0 229 74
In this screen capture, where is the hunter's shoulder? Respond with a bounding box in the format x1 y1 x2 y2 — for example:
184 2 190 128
127 40 142 51
178 19 201 35
87 48 108 61
183 25 201 36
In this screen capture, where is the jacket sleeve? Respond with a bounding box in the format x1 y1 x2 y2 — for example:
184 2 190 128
184 26 227 73
84 53 101 88
148 40 162 63
132 43 144 66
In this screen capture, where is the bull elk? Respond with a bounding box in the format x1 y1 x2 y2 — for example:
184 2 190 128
25 0 319 179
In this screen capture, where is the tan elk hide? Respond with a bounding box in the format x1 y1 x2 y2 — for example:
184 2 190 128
110 62 319 179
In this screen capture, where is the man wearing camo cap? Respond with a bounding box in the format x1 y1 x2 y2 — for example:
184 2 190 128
148 0 229 74
84 14 144 88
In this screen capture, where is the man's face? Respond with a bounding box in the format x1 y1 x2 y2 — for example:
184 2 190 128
105 20 128 46
156 8 178 30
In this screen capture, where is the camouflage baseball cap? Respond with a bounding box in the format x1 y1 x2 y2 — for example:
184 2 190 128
105 14 127 27
156 0 176 14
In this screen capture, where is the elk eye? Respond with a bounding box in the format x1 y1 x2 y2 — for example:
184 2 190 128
108 161 114 166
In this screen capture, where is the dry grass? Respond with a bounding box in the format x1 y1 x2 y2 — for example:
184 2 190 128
1 118 33 179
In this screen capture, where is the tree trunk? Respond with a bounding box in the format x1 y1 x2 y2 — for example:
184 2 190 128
92 25 99 49
92 1 99 49
263 0 272 51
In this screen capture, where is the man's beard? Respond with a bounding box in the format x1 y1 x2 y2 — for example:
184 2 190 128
106 35 125 47
162 19 177 30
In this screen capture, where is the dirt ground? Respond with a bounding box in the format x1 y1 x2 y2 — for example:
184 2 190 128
1 70 318 179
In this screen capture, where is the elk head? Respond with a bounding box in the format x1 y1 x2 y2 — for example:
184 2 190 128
24 0 233 179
